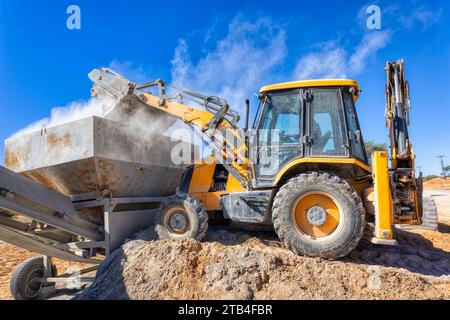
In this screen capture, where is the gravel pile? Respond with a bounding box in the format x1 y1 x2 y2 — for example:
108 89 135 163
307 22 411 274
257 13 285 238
77 225 450 300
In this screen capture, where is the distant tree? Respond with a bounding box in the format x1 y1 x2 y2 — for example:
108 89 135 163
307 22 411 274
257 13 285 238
444 166 450 178
364 141 388 160
423 175 439 181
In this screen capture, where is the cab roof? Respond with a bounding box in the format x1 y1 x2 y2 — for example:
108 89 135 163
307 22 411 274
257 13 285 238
259 79 360 96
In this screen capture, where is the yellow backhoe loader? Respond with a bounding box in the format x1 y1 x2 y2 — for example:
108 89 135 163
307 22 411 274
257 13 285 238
89 59 437 259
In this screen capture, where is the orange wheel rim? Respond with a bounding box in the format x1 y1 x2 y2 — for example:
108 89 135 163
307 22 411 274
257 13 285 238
292 192 340 238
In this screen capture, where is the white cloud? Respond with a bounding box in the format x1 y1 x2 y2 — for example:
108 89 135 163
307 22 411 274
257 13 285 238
171 13 393 100
293 42 348 79
349 30 391 74
407 6 443 30
171 15 287 112
171 40 191 87
108 60 150 83
293 30 391 80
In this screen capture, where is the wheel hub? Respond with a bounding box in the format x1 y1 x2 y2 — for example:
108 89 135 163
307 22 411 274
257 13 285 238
292 192 340 238
306 206 328 226
25 271 43 298
169 212 188 233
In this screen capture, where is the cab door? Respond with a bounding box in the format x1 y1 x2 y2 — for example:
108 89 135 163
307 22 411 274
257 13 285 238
307 88 349 157
253 90 304 182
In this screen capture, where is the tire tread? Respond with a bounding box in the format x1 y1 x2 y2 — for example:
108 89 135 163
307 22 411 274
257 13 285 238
272 172 365 260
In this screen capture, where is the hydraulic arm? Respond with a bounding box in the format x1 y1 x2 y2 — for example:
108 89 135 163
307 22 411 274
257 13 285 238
384 60 421 226
385 60 413 168
372 60 423 244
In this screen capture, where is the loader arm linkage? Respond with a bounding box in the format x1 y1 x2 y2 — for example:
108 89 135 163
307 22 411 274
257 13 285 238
89 68 250 187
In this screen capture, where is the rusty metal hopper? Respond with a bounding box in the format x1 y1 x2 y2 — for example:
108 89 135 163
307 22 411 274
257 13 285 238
4 116 193 198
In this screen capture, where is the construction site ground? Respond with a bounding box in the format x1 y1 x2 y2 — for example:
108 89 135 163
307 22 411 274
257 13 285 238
1 187 449 300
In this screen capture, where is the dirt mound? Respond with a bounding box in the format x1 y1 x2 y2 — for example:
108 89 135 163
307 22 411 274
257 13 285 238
424 178 450 190
78 226 450 300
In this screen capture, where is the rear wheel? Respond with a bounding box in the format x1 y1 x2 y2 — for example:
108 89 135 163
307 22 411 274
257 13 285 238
155 194 208 241
273 172 365 260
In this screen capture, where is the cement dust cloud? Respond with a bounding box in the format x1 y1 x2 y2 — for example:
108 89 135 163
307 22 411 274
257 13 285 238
8 97 115 139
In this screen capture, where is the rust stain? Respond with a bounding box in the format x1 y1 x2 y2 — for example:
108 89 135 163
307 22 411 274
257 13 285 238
4 149 20 169
24 172 56 190
63 133 71 145
72 159 98 193
46 133 71 147
98 159 113 188
96 159 126 196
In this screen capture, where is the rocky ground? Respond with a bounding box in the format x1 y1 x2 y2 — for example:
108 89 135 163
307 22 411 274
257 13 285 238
77 224 450 300
1 188 449 300
423 178 450 190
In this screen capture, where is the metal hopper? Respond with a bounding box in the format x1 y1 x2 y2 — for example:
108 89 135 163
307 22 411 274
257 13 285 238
4 77 198 226
4 116 190 198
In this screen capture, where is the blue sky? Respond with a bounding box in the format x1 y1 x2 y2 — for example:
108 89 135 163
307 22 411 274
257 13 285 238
0 0 449 175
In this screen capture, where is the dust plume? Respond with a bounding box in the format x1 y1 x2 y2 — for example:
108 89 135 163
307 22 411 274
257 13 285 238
7 97 115 139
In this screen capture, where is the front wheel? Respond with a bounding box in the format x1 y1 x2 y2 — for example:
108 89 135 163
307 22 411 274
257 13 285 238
155 194 208 241
272 172 365 260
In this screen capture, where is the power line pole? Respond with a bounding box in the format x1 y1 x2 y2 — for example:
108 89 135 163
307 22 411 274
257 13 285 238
437 155 446 178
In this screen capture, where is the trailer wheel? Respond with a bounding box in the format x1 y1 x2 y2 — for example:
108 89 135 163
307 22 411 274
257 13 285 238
273 172 365 260
10 256 56 300
155 194 208 241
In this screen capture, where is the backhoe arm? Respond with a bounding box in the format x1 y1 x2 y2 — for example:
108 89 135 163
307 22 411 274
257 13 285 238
88 68 250 186
385 60 414 169
372 60 422 245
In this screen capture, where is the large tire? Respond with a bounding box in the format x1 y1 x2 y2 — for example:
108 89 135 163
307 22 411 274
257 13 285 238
273 172 365 260
155 194 208 241
10 256 56 300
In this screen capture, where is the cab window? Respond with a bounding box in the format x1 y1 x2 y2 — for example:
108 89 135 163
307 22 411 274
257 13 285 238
310 89 347 156
343 91 367 162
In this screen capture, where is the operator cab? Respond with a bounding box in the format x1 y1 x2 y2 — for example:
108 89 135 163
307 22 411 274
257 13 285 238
252 79 368 183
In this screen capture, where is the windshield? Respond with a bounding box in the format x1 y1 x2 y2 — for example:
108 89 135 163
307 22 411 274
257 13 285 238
258 92 301 146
